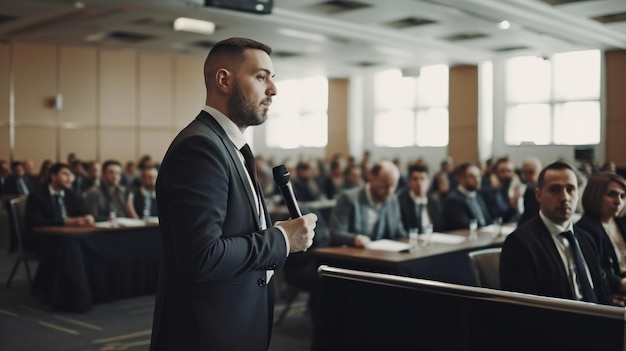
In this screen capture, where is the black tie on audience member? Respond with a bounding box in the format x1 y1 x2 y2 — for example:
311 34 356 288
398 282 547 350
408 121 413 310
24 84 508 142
416 203 425 234
52 194 66 223
560 230 598 303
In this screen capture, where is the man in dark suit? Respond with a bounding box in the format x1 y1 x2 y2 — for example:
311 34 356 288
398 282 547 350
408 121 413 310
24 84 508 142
4 161 37 196
126 164 158 219
329 160 407 247
398 164 441 233
440 162 492 231
24 163 94 253
518 156 542 225
149 37 317 351
500 161 613 305
480 157 522 223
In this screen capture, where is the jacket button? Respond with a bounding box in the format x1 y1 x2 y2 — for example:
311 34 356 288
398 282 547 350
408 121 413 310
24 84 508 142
257 278 267 287
269 264 276 269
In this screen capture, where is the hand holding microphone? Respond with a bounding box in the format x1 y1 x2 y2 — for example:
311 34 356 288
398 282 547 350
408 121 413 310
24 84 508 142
272 165 317 253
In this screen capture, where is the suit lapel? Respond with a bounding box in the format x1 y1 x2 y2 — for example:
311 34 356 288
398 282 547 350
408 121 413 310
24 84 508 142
197 111 263 230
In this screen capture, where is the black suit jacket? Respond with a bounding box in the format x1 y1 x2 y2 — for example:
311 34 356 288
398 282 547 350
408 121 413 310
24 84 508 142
150 111 288 351
4 175 37 196
440 188 492 231
500 215 613 305
397 189 441 232
24 186 89 252
575 214 626 294
518 185 540 226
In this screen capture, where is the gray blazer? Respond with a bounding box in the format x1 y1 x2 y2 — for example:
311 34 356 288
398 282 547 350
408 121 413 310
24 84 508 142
330 186 407 246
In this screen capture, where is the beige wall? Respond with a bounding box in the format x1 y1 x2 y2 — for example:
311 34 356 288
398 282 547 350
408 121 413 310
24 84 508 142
0 42 204 169
326 78 349 160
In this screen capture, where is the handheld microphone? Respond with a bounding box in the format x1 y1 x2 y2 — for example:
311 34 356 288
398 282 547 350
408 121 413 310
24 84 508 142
272 164 302 218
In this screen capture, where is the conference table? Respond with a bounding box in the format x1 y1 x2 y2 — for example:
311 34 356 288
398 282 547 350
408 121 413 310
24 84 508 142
32 219 161 312
314 223 516 286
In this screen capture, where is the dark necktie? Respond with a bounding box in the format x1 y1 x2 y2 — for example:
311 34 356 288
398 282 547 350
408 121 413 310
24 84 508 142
52 194 67 223
416 203 425 234
560 230 598 303
240 143 257 182
372 202 388 240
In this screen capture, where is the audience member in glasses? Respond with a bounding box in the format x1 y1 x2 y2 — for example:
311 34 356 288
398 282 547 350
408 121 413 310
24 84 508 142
500 161 613 305
440 162 492 231
329 160 407 247
575 172 626 304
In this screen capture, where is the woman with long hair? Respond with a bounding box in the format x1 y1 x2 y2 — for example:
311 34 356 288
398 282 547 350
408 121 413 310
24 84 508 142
575 172 626 297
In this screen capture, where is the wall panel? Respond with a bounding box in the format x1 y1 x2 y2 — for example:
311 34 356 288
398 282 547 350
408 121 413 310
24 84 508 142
174 56 204 128
99 49 137 127
99 129 136 163
60 128 97 162
14 127 57 166
139 53 173 128
139 130 171 163
606 49 626 167
0 127 9 161
13 43 58 125
59 46 97 125
449 65 478 163
327 78 349 160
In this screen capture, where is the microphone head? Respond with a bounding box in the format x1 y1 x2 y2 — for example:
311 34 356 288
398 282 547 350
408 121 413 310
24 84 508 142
272 164 290 186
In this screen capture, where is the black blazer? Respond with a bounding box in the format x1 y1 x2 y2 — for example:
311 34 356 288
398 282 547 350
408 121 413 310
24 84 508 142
130 188 158 217
440 188 492 231
518 186 540 226
24 186 89 252
500 215 613 305
575 214 626 294
150 111 288 351
397 189 441 233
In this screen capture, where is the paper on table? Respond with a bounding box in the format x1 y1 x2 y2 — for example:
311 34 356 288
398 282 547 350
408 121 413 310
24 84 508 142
427 233 467 244
116 217 147 227
366 239 411 252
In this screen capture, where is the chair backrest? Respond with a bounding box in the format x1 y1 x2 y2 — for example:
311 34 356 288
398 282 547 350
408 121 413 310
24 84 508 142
8 196 28 252
468 247 502 289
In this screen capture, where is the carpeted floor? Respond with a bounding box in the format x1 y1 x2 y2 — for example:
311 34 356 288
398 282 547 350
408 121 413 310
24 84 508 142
0 251 312 351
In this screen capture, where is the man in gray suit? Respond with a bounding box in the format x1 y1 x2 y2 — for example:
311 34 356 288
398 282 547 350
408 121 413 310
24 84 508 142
330 160 407 247
83 160 130 221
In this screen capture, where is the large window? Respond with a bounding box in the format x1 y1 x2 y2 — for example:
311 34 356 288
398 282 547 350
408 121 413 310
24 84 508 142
265 77 328 149
504 50 601 145
373 65 449 147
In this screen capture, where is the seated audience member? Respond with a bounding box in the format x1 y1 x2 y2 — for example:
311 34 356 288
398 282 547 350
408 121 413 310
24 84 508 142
0 159 10 195
500 161 613 305
398 164 441 233
37 159 53 186
342 163 363 190
70 159 90 194
121 161 138 189
24 163 94 252
5 161 37 196
329 160 407 247
575 172 626 298
481 157 523 223
292 160 325 202
22 159 38 184
321 159 345 200
126 165 158 219
84 160 101 189
83 160 130 221
430 157 455 197
518 157 542 225
440 162 492 231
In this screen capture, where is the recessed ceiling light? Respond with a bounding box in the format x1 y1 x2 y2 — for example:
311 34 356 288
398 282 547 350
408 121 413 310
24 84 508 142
173 17 215 35
278 28 327 42
498 20 511 30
